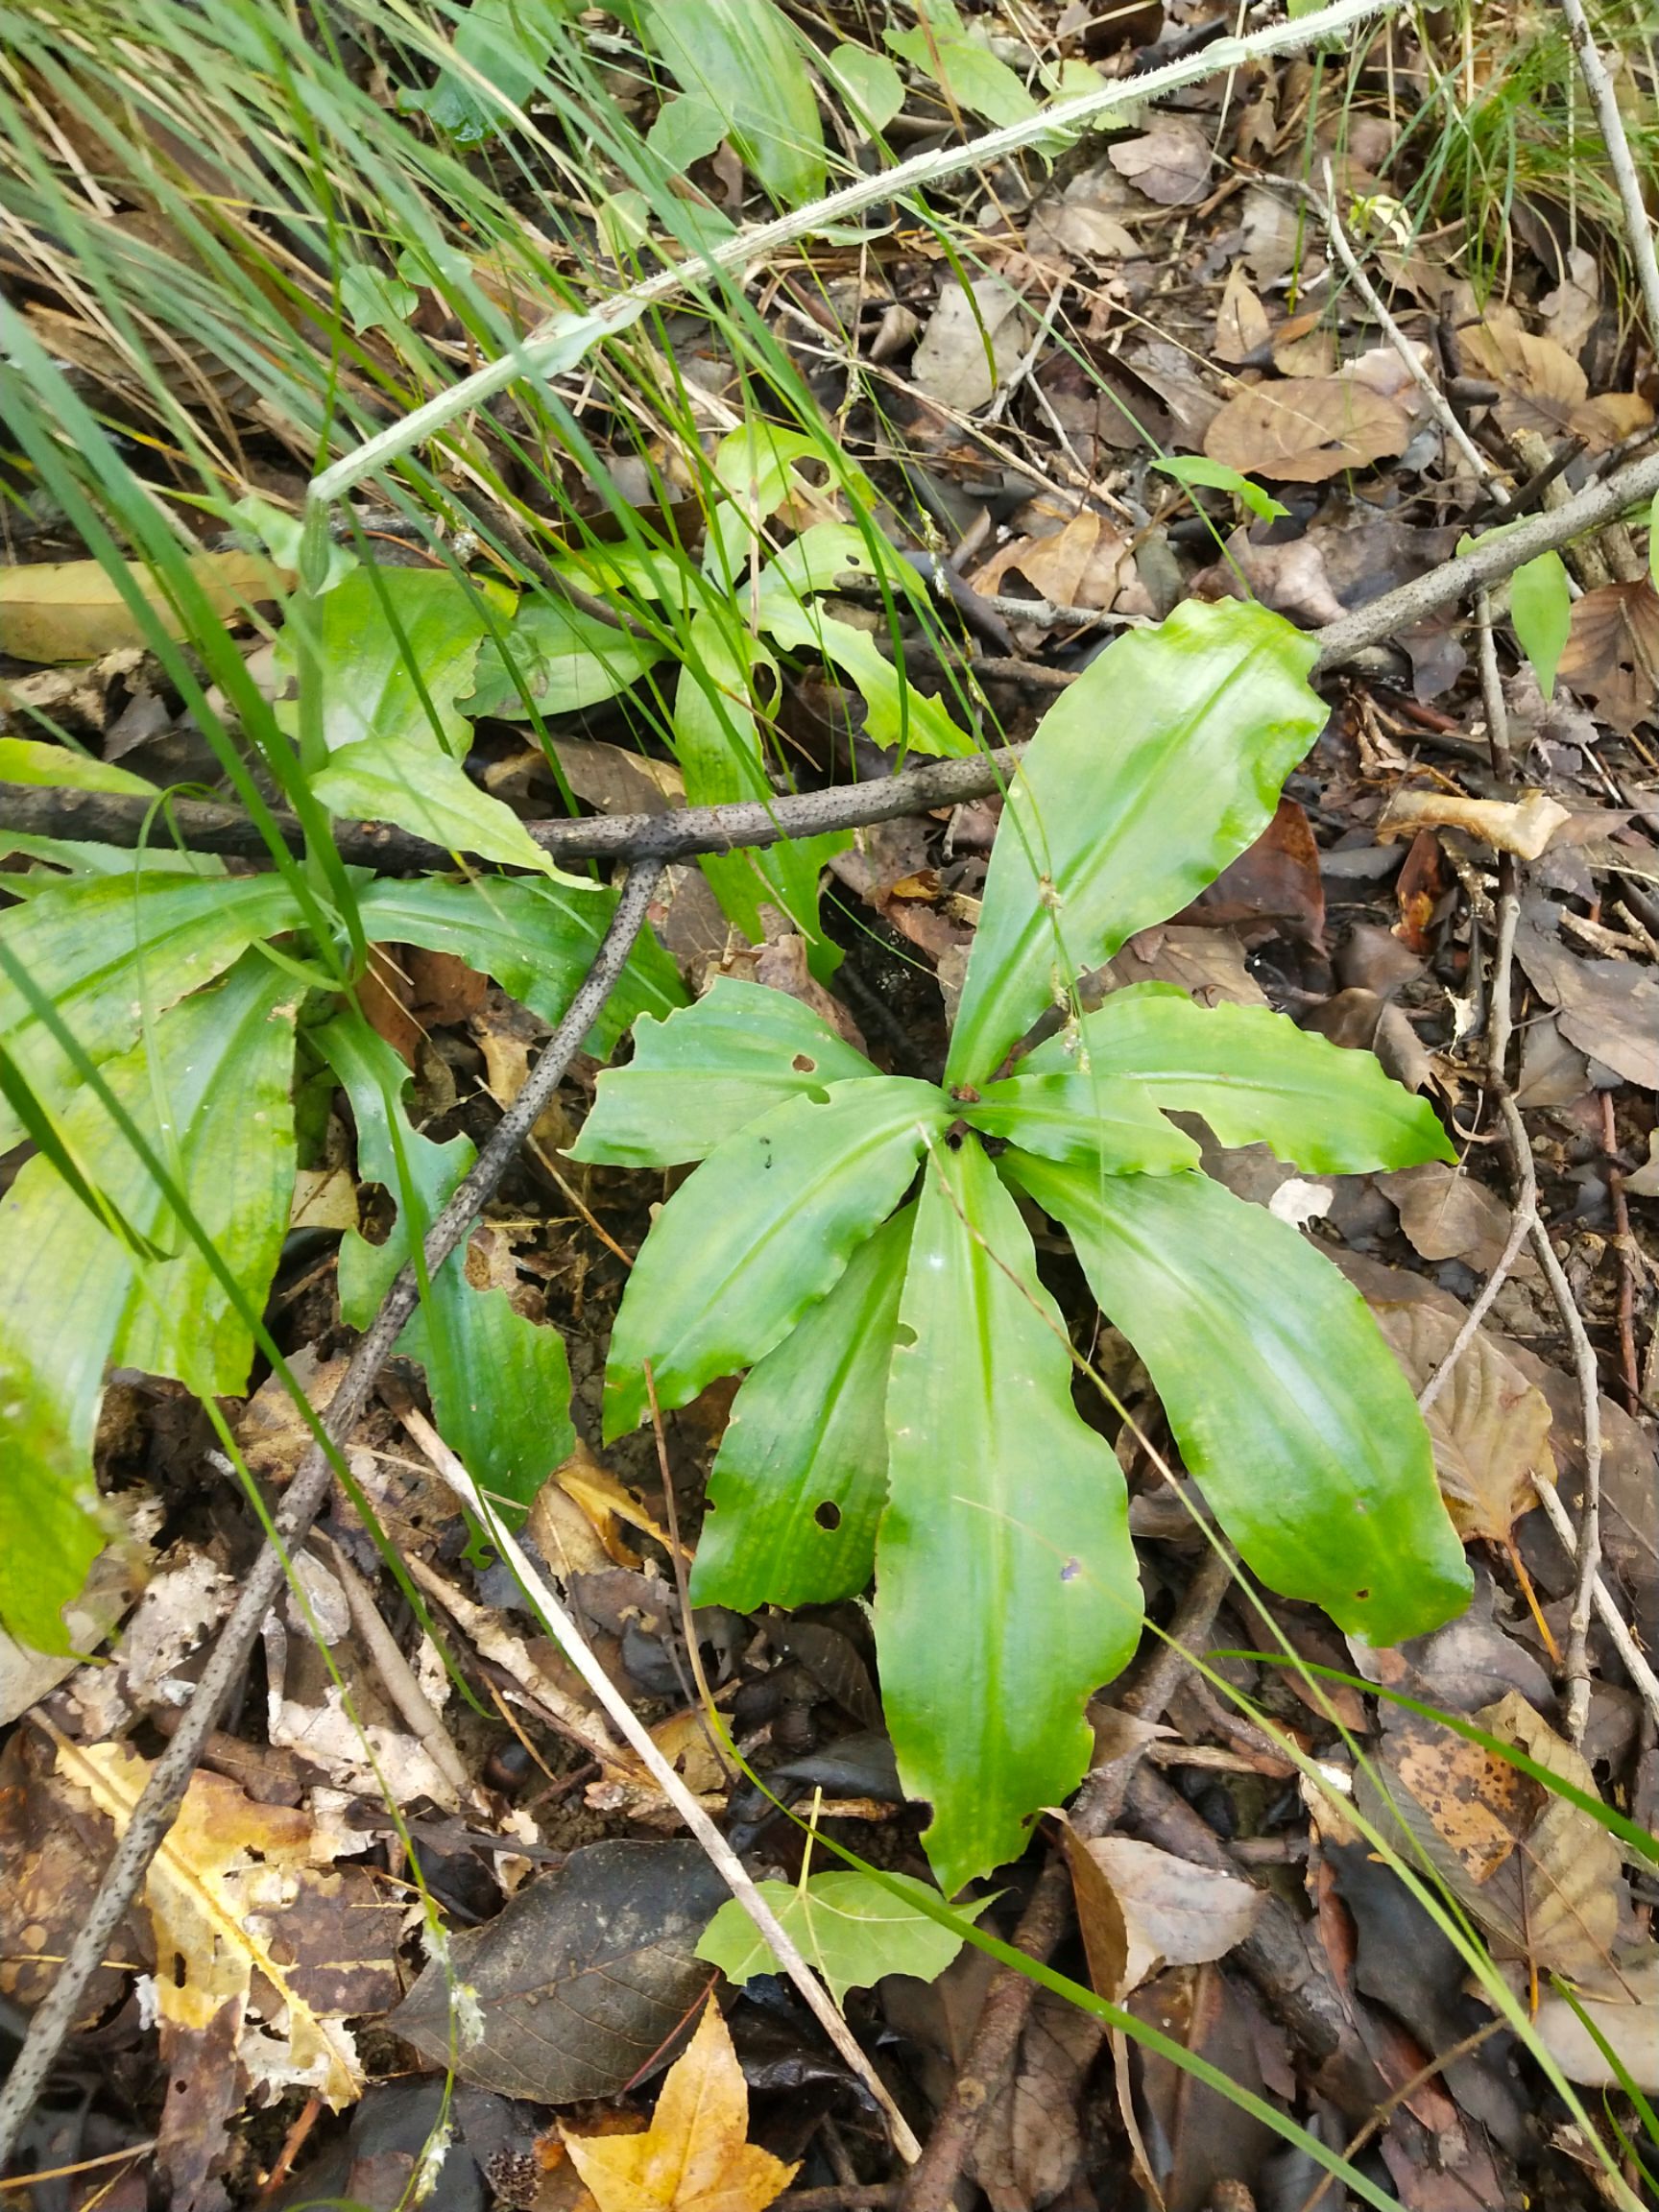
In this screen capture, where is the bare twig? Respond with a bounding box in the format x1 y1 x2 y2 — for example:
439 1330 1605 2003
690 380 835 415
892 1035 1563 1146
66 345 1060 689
1555 0 1659 345
0 862 664 2169
899 1547 1235 2212
1527 1474 1659 1729
1318 164 1503 497
398 1403 925 2165
320 1534 476 1806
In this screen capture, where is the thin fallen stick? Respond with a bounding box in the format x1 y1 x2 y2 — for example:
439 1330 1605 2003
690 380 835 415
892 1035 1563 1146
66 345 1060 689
396 1402 925 2166
0 860 665 2172
1527 1473 1659 1730
319 1533 477 1808
899 1547 1235 2212
1556 0 1659 346
307 0 1407 506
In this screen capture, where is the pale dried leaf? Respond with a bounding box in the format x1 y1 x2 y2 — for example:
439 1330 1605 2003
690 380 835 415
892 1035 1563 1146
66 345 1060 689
1108 120 1213 205
1204 378 1411 483
1079 1835 1264 1996
968 508 1132 611
1214 267 1271 365
911 278 1034 413
1373 1301 1556 1543
0 553 291 663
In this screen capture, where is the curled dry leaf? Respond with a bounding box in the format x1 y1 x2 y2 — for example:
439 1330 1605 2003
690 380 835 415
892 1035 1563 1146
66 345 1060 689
968 507 1133 612
1557 578 1659 732
1371 1299 1555 1545
1356 1693 1629 1990
1203 378 1411 483
1066 1830 1264 2000
1376 786 1573 860
1378 1162 1528 1275
563 1999 798 2212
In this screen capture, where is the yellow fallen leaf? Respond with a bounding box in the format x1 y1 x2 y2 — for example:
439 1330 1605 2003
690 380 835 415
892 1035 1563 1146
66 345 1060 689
0 553 292 663
564 1999 798 2212
48 1726 399 2106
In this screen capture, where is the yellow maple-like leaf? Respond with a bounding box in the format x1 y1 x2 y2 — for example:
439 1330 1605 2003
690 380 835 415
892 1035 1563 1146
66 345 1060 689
564 2001 798 2212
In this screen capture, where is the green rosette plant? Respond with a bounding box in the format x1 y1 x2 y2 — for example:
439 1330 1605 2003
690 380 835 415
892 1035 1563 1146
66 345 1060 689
572 597 1473 1894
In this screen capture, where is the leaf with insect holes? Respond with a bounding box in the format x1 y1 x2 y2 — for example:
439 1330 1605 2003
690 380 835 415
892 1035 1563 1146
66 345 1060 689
1020 983 1455 1174
1005 1156 1471 1648
697 1870 983 2005
1510 551 1573 702
691 1205 913 1612
945 599 1325 1085
570 976 877 1169
322 1018 573 1518
603 1078 950 1440
564 1998 797 2212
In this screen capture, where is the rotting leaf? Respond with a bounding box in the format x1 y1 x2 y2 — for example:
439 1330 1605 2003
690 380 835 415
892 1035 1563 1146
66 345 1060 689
563 1998 798 2212
49 1729 401 2107
1557 578 1659 731
1536 1951 1659 2090
1356 1693 1629 1989
968 1986 1106 2212
389 1839 731 2102
1512 897 1659 1089
1371 1300 1556 1545
1203 377 1411 483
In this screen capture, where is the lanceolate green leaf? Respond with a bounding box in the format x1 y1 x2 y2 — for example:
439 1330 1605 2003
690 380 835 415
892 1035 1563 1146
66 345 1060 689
569 976 876 1167
1509 551 1572 702
962 1068 1200 1171
635 0 826 206
697 1869 976 2006
945 600 1326 1086
692 1204 913 1612
879 1141 1143 1894
1006 1156 1472 1648
603 1078 949 1439
464 593 665 719
353 876 685 1058
1024 984 1455 1173
324 1019 573 1516
0 871 304 1148
0 956 299 1649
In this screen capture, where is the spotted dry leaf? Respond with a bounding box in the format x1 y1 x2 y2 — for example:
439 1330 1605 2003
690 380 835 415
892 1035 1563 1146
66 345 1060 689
1203 378 1411 483
1558 579 1659 731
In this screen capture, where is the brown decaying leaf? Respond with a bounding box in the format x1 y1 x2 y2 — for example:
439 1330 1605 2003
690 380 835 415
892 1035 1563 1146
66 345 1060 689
1214 267 1270 365
1457 321 1651 450
389 1839 731 2102
1066 1831 1264 1999
1376 786 1573 859
1378 1162 1527 1275
968 1986 1106 2212
967 507 1132 612
0 552 292 663
910 277 1034 413
1512 897 1659 1089
563 2000 797 2212
1356 1693 1629 1989
1107 120 1213 205
1203 378 1411 483
1371 1301 1555 1545
1558 578 1659 731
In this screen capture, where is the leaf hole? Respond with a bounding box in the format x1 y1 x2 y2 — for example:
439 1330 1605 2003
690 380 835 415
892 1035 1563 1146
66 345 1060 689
814 1501 841 1531
792 1053 817 1073
1354 1588 1370 1601
893 1322 917 1347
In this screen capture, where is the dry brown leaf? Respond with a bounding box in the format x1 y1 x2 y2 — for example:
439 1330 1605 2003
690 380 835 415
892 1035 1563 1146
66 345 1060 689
1108 119 1213 204
1456 322 1651 450
1539 246 1601 357
968 1985 1105 2212
1378 1161 1527 1274
1067 1832 1263 1999
1203 378 1411 483
564 1999 798 2212
968 508 1131 611
1372 1301 1555 1544
1537 1952 1659 2089
1357 1694 1628 1989
1558 578 1659 731
910 277 1034 413
1376 786 1573 858
1214 266 1271 365
49 1729 400 2105
0 553 291 663
1270 311 1337 379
